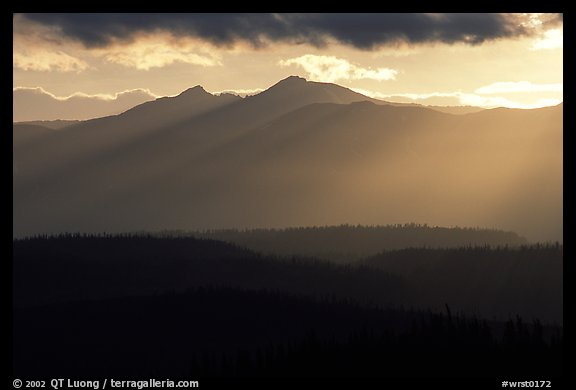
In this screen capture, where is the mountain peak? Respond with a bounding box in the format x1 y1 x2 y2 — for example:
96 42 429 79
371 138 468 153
275 75 308 86
178 85 210 97
283 75 307 82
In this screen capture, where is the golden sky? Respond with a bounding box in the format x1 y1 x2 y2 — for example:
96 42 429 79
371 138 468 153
13 13 563 121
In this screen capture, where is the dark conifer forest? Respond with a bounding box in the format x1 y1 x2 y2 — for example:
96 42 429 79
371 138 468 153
13 232 563 380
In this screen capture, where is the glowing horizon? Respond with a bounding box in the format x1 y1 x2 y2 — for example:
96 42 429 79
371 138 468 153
13 13 563 121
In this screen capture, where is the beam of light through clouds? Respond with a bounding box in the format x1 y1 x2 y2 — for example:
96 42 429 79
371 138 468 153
12 13 563 243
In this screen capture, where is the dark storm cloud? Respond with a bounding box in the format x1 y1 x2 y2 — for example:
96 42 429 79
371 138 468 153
21 13 554 49
540 12 563 28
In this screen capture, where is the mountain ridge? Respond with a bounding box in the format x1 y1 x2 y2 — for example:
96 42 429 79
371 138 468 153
13 77 562 242
16 76 566 124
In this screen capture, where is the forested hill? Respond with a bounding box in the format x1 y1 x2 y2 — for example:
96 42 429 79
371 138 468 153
194 224 528 261
13 233 560 323
14 286 562 378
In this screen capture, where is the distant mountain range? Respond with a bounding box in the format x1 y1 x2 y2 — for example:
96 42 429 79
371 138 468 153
13 87 157 122
13 76 563 241
12 77 484 123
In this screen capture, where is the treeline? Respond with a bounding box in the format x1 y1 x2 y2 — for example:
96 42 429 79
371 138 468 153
13 234 404 309
13 287 562 378
193 224 528 262
13 235 562 323
364 244 563 324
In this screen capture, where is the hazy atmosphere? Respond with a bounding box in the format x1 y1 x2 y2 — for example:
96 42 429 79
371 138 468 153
13 13 563 383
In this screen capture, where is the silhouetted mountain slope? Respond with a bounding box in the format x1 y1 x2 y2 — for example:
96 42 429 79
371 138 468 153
14 119 81 129
247 76 386 113
196 224 527 261
11 77 367 185
426 105 485 115
13 234 403 309
13 78 562 242
12 86 240 174
12 123 54 148
364 245 563 324
13 235 561 323
152 76 393 135
119 85 241 126
14 287 562 378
